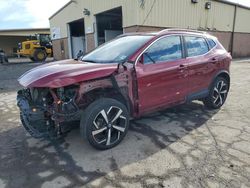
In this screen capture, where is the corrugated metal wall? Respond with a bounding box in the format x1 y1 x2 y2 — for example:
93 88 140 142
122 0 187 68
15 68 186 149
50 0 250 39
136 0 235 32
77 0 137 28
49 0 138 39
49 0 250 58
235 6 250 33
0 29 50 36
49 2 83 38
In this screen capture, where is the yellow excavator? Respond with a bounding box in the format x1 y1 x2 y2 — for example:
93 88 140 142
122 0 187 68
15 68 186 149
18 34 53 62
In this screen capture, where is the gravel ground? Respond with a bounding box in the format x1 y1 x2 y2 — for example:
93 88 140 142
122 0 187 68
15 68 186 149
0 57 53 92
0 60 249 188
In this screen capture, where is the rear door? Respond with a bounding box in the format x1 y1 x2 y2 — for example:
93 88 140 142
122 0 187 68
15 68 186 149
135 35 189 114
183 35 213 95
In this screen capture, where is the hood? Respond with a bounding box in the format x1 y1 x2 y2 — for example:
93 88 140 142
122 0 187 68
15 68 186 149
18 59 118 88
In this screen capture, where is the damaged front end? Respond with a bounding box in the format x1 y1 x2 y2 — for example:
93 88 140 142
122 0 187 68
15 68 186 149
17 86 80 139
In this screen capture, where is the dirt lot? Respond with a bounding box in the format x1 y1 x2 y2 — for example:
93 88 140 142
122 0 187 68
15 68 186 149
0 60 249 188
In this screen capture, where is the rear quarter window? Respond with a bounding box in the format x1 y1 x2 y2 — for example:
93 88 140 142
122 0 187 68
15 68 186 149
207 38 217 49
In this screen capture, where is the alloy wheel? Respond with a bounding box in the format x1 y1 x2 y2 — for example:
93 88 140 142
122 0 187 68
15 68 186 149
91 106 127 146
212 80 228 107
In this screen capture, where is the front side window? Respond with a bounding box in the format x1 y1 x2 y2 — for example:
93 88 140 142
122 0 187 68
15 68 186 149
185 36 209 57
144 36 182 64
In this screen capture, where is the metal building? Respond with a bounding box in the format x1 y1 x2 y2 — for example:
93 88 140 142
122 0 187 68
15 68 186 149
49 0 250 60
0 28 50 56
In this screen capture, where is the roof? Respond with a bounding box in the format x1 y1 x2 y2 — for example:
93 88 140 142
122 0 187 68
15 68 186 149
49 1 73 20
0 28 50 36
0 28 50 32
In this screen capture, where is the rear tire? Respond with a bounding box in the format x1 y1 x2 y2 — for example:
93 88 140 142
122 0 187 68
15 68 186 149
34 49 47 62
203 77 229 109
80 98 129 150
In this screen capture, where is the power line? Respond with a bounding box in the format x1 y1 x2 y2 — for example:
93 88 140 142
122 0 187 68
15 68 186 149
136 0 157 32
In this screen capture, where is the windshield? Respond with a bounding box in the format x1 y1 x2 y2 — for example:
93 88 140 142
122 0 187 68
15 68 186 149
38 34 51 43
81 35 153 63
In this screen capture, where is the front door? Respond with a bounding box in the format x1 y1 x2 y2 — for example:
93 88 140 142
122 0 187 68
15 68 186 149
135 35 188 114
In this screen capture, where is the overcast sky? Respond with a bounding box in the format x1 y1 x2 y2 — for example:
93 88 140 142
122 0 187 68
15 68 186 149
225 0 250 7
0 0 70 30
0 0 249 30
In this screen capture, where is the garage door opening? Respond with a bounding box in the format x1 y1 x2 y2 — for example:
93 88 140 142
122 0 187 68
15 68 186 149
69 19 85 58
96 7 123 46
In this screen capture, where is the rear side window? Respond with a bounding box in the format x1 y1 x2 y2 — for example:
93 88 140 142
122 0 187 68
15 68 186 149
207 38 217 49
185 36 209 57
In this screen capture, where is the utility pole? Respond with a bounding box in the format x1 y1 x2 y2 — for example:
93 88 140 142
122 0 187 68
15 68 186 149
231 5 237 56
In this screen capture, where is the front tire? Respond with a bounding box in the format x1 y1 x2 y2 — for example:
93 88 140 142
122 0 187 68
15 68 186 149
203 77 229 109
34 49 47 62
80 98 129 150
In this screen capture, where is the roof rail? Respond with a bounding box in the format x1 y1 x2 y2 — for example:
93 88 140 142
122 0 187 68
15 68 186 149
158 28 207 34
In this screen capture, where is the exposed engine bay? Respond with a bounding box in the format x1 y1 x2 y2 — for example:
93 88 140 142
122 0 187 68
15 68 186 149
17 86 80 138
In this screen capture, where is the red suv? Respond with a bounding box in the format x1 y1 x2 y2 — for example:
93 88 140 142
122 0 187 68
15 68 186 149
17 29 231 149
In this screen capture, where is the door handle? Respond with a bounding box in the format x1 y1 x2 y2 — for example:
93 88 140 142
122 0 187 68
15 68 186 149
210 57 218 64
178 64 187 70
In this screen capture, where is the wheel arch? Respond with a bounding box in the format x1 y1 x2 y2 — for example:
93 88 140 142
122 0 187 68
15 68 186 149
77 75 133 116
34 47 46 51
86 87 131 112
211 70 230 89
33 47 47 54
